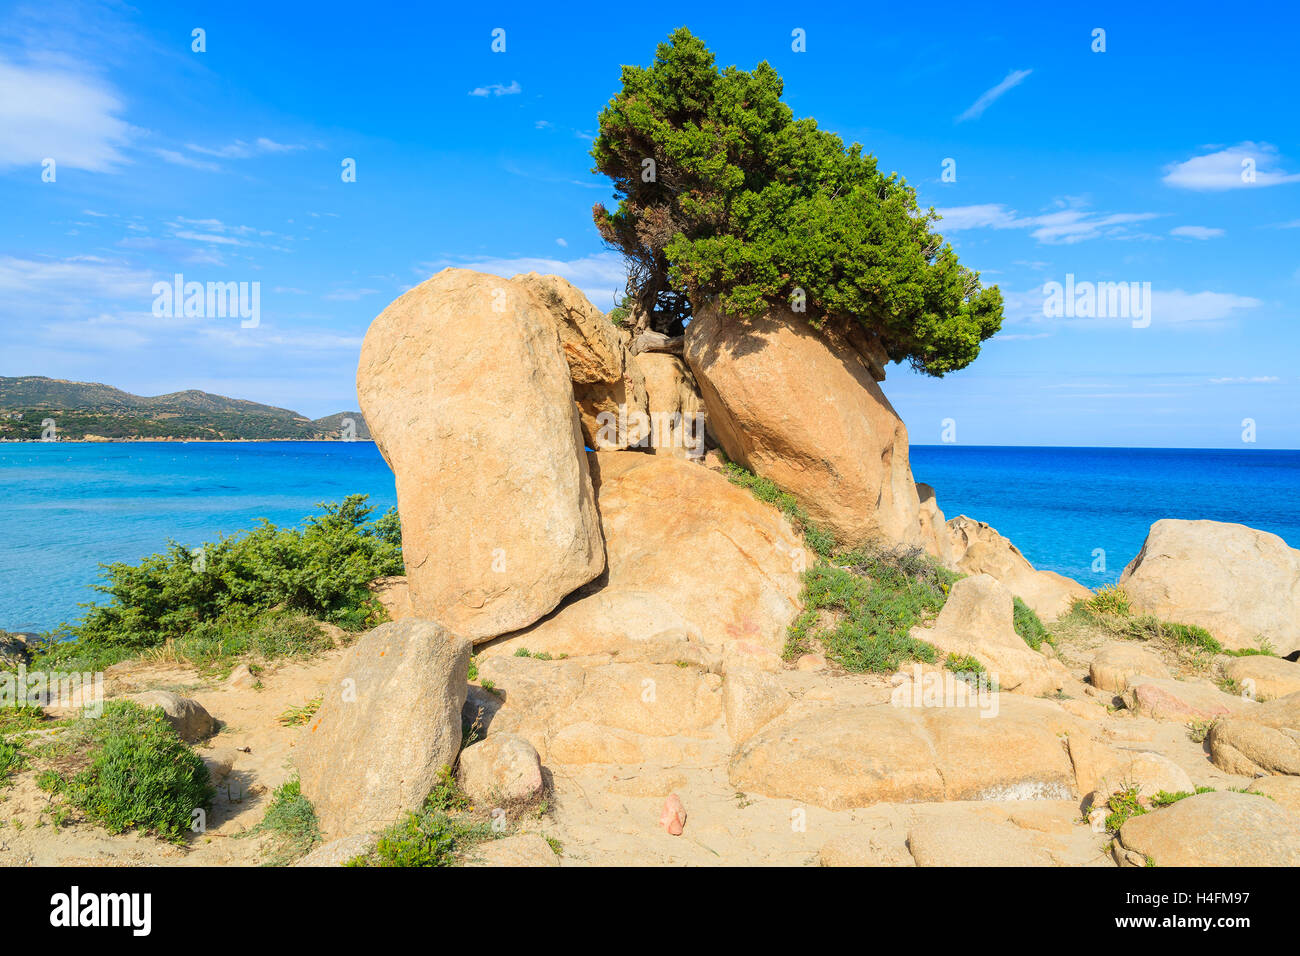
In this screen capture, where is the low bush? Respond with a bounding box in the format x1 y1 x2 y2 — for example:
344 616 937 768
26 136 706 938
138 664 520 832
784 545 957 672
27 495 400 673
246 778 321 865
51 701 213 842
724 462 959 673
347 768 496 867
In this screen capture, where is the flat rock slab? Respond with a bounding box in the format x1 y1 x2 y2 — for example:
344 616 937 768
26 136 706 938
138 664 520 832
465 833 559 867
729 696 1077 811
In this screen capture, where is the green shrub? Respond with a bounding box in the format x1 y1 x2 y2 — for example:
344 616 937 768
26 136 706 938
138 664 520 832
1149 786 1215 808
31 495 400 671
348 768 495 867
247 778 321 865
0 703 49 734
1064 589 1224 656
59 701 213 842
723 460 957 673
1012 597 1054 650
1085 587 1131 616
1104 786 1147 832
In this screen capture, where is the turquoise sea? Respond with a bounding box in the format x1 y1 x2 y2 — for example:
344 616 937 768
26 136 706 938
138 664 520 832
1 441 1297 634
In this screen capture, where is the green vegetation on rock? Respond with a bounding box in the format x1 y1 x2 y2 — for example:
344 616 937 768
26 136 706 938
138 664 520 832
1012 597 1055 651
245 778 322 865
724 460 958 672
346 768 496 868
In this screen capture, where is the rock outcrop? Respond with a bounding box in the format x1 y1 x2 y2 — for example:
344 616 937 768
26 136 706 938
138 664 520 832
457 733 545 804
1088 643 1170 695
633 352 707 458
296 619 471 839
587 452 805 667
357 269 606 641
729 695 1077 810
909 574 1068 695
1223 655 1300 701
1206 691 1300 775
946 516 1091 621
127 691 215 742
684 305 926 552
1118 519 1300 654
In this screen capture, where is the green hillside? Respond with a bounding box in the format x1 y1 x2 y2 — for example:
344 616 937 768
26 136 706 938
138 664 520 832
0 377 368 441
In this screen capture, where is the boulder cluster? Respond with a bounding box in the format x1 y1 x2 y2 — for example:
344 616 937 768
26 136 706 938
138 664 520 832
292 269 1300 866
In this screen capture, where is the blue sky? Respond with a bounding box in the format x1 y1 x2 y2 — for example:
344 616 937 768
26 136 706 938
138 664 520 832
1 0 1297 447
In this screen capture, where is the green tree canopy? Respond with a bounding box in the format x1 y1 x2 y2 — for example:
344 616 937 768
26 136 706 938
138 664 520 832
591 28 1003 376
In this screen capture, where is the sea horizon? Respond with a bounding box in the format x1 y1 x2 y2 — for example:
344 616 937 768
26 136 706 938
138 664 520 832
2 440 1298 635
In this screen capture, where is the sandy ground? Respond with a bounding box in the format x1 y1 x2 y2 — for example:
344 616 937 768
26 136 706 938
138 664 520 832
0 619 1264 867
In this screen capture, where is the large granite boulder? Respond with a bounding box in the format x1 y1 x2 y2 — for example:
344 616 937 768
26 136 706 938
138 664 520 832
1118 519 1300 654
510 272 650 450
1114 790 1300 867
357 268 605 641
910 573 1069 696
684 304 926 552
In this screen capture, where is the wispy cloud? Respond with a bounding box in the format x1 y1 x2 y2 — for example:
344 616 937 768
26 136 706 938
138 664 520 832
1150 290 1263 324
1209 376 1280 384
1169 225 1224 240
418 252 627 310
956 68 1031 122
1163 142 1300 190
935 199 1160 244
152 148 221 172
186 137 305 159
0 57 131 171
469 80 521 97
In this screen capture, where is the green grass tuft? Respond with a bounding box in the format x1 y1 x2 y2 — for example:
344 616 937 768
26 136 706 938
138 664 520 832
246 778 321 865
1012 597 1054 650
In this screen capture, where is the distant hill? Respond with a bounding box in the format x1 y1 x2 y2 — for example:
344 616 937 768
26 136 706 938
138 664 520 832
0 376 369 442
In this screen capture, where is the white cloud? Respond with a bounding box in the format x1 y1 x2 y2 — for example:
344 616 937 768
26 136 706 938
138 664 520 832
1209 376 1280 384
935 200 1160 244
1162 142 1300 190
469 81 521 97
555 238 568 247
419 252 627 310
956 69 1031 122
0 254 151 302
186 137 304 159
0 57 130 171
153 148 221 172
1169 225 1224 240
1148 290 1262 324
